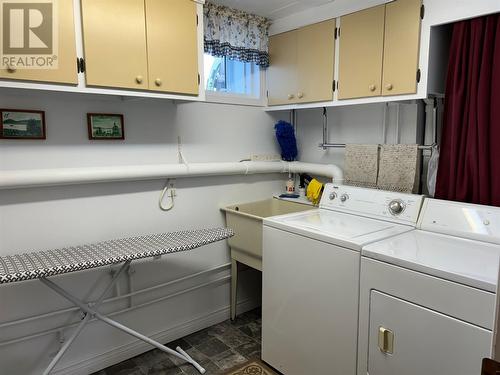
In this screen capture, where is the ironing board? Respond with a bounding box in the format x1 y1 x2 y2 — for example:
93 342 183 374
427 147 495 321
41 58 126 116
0 227 233 375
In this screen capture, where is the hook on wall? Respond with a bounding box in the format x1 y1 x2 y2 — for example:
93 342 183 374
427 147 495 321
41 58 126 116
159 179 176 211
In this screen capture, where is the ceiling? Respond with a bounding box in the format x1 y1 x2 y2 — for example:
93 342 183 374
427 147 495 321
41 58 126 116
210 0 336 20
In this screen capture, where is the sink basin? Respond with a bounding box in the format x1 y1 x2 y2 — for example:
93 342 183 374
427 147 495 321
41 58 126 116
222 197 314 320
222 198 313 270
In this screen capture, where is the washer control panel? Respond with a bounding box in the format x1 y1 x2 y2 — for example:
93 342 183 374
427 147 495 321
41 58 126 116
319 184 424 224
388 199 405 215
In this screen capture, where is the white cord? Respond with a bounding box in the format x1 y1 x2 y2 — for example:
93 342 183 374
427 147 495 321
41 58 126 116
177 136 189 171
159 179 175 211
159 136 186 212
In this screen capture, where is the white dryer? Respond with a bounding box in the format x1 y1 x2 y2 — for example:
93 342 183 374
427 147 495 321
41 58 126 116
261 184 424 375
358 198 500 375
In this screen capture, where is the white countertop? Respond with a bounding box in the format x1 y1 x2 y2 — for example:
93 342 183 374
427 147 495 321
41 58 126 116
363 230 500 292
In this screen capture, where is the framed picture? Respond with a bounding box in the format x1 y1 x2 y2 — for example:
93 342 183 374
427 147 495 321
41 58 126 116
0 109 46 139
87 113 125 140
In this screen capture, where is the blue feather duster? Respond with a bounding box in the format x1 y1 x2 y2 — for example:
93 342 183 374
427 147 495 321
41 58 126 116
274 120 298 161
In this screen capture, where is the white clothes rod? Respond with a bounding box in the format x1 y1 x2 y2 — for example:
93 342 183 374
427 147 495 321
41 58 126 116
0 161 344 190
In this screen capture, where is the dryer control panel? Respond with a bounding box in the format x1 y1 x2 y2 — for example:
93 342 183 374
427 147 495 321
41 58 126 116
319 184 424 225
418 198 500 244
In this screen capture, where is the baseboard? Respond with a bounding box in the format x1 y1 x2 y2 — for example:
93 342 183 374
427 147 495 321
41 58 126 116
53 298 260 375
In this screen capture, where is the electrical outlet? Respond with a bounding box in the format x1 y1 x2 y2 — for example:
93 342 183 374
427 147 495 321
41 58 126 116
250 154 282 162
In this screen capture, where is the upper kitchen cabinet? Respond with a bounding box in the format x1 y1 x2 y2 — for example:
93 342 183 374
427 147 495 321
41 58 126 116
382 0 423 96
0 0 78 85
338 0 422 100
268 30 298 106
296 20 336 104
81 0 199 94
338 5 386 99
145 0 198 95
268 19 335 106
81 0 149 90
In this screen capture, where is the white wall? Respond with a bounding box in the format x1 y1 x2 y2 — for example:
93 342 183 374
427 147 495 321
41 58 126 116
294 103 422 168
0 89 285 374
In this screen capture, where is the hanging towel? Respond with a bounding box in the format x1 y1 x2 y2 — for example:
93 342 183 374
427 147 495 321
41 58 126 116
344 144 379 188
377 144 419 193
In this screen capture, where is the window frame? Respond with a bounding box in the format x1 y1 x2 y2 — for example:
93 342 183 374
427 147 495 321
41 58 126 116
203 55 267 107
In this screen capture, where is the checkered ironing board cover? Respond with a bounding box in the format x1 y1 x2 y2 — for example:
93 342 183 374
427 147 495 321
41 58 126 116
0 228 234 284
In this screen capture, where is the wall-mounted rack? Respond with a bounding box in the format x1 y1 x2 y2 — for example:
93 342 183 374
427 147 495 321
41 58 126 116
318 105 436 151
318 142 435 151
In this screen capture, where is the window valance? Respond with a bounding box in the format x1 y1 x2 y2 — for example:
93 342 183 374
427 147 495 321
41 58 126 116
204 2 271 68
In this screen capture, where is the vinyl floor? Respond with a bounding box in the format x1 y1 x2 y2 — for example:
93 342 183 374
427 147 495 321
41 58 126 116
93 308 262 375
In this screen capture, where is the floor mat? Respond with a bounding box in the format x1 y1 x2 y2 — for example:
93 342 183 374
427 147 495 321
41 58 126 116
224 359 279 375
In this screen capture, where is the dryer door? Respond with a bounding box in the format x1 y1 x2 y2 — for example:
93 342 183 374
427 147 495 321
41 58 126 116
368 290 491 375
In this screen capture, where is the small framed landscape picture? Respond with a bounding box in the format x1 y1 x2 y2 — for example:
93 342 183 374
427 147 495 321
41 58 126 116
87 113 124 140
0 109 46 139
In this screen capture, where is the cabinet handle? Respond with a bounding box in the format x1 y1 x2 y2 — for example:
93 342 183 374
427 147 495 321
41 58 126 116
378 327 394 354
155 78 162 87
297 92 304 99
288 94 295 100
386 83 393 91
369 84 376 92
135 75 143 84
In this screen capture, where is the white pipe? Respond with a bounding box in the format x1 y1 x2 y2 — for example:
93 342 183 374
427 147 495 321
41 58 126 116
288 162 343 181
0 161 344 189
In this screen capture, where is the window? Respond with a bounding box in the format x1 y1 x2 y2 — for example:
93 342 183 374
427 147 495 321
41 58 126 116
204 54 261 99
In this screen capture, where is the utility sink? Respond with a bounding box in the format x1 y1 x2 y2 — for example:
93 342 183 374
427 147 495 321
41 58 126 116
222 198 313 269
222 197 314 319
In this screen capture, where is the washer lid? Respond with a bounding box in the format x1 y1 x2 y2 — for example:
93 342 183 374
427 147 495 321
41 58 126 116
264 209 413 251
363 230 500 292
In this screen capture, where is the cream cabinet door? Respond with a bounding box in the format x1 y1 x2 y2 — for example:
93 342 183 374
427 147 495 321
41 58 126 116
382 0 422 96
267 30 298 106
0 0 77 84
145 0 198 95
296 19 335 104
338 5 386 99
81 0 149 90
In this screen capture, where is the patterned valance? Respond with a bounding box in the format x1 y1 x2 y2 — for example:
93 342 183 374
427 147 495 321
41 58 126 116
204 2 271 68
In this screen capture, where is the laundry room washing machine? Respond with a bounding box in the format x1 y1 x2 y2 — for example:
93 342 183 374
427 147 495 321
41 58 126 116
261 184 424 375
357 198 500 375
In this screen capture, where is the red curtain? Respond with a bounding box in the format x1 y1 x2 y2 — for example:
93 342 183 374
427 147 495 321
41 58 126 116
435 14 500 206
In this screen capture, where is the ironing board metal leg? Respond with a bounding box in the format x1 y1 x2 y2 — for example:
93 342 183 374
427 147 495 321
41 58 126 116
92 310 205 372
41 261 131 375
42 314 91 375
176 346 206 374
39 267 206 374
